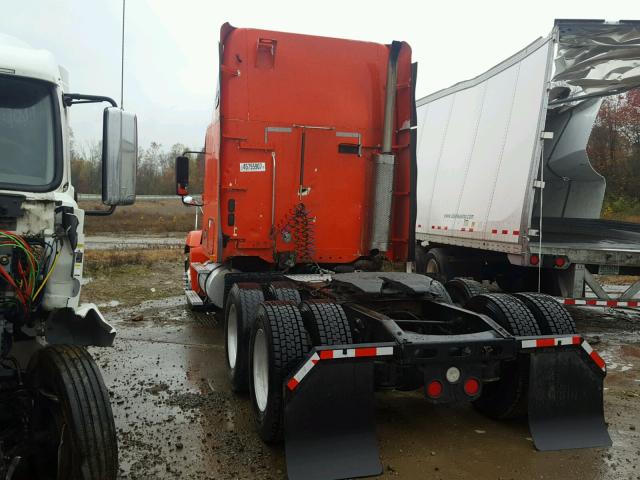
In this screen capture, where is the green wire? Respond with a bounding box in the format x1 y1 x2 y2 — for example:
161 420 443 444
0 232 40 301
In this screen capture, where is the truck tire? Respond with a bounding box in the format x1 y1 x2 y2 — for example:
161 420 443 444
415 244 428 274
300 300 353 346
427 278 453 304
464 294 540 419
224 283 265 392
514 293 576 334
29 345 118 480
445 278 488 306
249 301 311 443
267 281 301 305
420 248 453 283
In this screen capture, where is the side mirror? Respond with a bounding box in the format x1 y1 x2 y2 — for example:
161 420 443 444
182 195 203 207
176 155 189 196
102 107 137 205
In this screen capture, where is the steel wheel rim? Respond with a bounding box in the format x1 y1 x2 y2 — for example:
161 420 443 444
227 305 238 369
253 327 269 412
426 258 439 274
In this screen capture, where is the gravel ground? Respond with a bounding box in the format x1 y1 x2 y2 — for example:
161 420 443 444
83 261 640 480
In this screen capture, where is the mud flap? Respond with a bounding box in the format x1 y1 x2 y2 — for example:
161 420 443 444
284 360 381 480
527 348 611 451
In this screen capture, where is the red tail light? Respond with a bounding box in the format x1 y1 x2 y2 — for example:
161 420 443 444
554 256 566 268
464 378 480 396
530 254 539 266
426 380 443 399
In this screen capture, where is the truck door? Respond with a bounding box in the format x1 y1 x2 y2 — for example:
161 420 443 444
297 127 366 263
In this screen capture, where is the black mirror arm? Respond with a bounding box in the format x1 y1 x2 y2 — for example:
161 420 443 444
63 93 118 108
86 205 117 217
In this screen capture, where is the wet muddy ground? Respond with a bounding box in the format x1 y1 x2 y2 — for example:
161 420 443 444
83 258 640 480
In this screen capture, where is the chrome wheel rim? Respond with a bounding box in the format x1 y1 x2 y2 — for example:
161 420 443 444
426 258 439 274
253 327 269 412
227 305 238 369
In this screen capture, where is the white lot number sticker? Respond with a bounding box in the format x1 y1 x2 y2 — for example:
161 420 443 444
240 162 266 172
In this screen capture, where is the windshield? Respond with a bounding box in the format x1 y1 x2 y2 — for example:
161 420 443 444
0 75 60 191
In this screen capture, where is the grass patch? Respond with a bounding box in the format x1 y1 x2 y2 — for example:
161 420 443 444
602 196 640 223
81 248 184 309
84 248 183 272
80 200 196 235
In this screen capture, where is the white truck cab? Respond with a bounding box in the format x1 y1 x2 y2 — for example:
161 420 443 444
0 35 136 479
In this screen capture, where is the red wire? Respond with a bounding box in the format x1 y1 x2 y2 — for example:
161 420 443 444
0 231 35 313
0 265 27 311
17 262 31 297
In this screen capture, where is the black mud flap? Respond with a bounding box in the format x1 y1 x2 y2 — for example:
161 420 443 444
527 348 611 451
284 360 381 480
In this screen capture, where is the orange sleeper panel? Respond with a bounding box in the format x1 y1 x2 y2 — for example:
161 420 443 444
200 24 413 266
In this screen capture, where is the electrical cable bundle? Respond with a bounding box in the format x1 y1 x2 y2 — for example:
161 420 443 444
0 231 61 316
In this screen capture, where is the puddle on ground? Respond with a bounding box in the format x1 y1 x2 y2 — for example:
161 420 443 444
85 284 640 480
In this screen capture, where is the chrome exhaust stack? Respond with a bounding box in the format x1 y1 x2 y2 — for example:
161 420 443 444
370 41 402 252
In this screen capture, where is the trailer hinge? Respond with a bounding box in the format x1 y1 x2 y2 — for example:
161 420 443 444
533 180 546 189
540 131 554 140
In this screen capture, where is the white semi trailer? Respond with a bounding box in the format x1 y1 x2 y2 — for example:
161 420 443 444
416 19 640 306
0 35 136 479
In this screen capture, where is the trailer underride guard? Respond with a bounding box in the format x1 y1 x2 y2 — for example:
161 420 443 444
177 24 612 480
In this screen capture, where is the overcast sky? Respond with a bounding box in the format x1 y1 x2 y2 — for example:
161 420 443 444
1 0 637 151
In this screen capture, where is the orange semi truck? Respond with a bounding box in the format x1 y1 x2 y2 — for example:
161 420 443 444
176 24 611 480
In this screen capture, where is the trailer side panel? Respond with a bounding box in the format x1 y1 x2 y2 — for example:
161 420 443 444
416 37 552 251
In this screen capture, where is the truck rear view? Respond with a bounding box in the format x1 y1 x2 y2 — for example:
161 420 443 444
178 24 414 280
177 24 611 480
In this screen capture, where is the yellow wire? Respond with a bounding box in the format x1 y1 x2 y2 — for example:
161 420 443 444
32 247 61 300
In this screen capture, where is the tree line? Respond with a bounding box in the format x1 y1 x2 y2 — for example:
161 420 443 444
70 136 204 195
70 90 638 215
587 89 640 219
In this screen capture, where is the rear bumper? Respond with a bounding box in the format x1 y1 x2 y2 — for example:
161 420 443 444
286 334 606 395
282 334 610 480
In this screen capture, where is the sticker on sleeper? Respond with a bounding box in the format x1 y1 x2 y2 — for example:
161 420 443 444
240 162 266 172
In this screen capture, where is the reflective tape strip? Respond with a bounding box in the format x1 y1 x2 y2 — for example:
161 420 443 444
562 298 640 308
286 352 319 391
488 229 520 236
287 346 394 391
520 336 606 373
428 227 522 235
520 336 581 349
580 340 606 372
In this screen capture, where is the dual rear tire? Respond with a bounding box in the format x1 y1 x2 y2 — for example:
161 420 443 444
464 292 575 419
224 284 265 392
248 300 352 442
224 282 352 442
